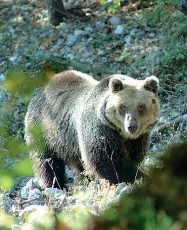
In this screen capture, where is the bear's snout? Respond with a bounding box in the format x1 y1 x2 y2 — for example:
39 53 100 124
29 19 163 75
128 123 138 133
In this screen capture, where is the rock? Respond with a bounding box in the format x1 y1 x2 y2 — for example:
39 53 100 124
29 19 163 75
20 178 40 199
114 183 134 202
57 38 64 45
129 29 137 37
27 188 44 206
74 29 84 38
83 50 91 58
20 187 29 199
52 44 60 50
95 21 105 28
149 33 155 38
66 53 75 60
66 34 77 46
39 45 46 51
9 55 18 63
124 35 133 45
98 50 105 56
84 27 93 34
44 188 65 199
114 25 124 35
9 27 15 37
59 22 69 30
0 193 15 213
109 16 121 26
19 205 48 219
44 188 67 210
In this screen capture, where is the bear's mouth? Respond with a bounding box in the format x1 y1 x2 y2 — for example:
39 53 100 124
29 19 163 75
121 125 140 139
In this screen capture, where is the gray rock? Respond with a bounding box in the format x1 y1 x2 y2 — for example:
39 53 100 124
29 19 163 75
20 178 40 199
98 50 105 56
129 29 137 37
40 31 49 39
44 188 67 210
124 35 133 45
20 186 29 199
59 22 69 30
26 177 40 189
84 27 93 34
83 51 91 58
39 45 46 50
0 193 15 213
149 33 155 38
9 27 15 37
9 55 18 63
66 34 77 46
95 21 105 28
44 187 66 199
19 205 48 219
28 189 44 202
114 25 124 35
66 53 75 60
114 183 134 203
74 29 84 38
109 16 121 26
52 44 60 50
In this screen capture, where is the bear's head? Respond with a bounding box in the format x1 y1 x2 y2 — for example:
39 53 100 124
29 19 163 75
101 75 160 139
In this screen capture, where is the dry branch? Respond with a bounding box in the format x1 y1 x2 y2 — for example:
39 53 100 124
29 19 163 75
153 114 187 133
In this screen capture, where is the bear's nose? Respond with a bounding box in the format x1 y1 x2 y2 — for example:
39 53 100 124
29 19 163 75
128 124 137 133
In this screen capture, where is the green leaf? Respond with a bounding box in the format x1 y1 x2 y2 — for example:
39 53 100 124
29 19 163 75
0 170 14 190
14 159 33 176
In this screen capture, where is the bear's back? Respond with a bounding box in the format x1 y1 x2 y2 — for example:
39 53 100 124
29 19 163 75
50 70 98 87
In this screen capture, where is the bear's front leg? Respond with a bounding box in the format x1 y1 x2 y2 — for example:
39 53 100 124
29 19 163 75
30 149 66 189
79 129 138 184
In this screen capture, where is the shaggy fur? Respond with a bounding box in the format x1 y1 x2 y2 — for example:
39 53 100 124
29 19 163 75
25 70 160 189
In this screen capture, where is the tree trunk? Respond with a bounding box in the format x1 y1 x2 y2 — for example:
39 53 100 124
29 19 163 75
45 0 66 26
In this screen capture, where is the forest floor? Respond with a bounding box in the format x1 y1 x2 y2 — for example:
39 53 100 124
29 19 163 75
0 0 187 229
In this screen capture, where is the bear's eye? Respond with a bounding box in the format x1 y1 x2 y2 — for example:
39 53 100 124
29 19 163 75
138 104 146 111
152 99 156 104
119 105 127 114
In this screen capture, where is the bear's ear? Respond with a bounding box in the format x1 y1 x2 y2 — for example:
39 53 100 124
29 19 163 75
109 78 123 93
143 76 159 94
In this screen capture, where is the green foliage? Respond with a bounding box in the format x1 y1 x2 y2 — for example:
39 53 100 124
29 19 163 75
14 159 33 177
146 0 177 24
100 0 121 13
86 140 187 230
0 211 15 229
0 70 47 191
0 1 186 228
2 97 28 140
0 169 14 191
157 15 187 98
57 206 92 230
3 71 49 96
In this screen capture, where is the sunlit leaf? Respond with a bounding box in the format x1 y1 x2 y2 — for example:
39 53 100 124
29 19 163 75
14 159 33 176
0 210 15 228
0 171 14 190
3 71 49 96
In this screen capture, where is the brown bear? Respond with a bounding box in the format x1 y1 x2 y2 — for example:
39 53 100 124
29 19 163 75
25 70 160 189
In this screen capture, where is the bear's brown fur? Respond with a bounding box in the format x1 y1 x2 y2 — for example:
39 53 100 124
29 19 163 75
25 70 160 189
